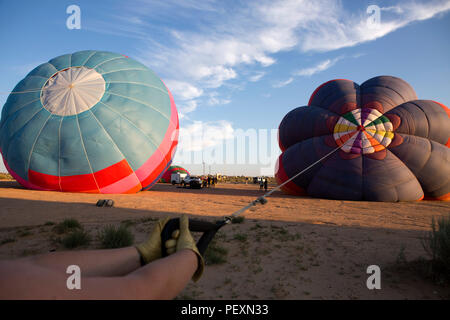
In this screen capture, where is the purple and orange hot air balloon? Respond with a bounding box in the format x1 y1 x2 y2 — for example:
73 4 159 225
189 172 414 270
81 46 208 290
276 76 449 201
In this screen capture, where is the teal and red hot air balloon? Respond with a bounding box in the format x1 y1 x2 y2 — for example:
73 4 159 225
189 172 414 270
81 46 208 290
160 165 190 183
0 50 179 193
276 76 450 202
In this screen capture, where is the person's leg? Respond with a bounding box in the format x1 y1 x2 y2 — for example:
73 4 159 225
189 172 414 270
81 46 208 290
0 249 197 300
122 249 197 300
19 247 141 277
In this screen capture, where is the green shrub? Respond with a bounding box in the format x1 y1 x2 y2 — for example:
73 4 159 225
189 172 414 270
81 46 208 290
61 230 91 249
233 233 248 242
0 238 16 245
98 225 134 249
120 219 135 228
231 216 245 224
422 215 450 281
54 218 82 234
204 239 228 265
17 230 32 237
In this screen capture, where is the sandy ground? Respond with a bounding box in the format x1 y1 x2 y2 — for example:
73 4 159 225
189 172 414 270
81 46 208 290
0 180 449 299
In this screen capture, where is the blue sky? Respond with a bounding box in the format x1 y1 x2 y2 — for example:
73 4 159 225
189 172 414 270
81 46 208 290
1 0 449 175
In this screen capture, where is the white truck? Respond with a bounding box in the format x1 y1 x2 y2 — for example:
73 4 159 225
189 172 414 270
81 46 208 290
171 172 188 185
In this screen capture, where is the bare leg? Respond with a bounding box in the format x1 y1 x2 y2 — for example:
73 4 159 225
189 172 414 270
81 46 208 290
19 247 141 277
0 249 197 300
123 249 198 300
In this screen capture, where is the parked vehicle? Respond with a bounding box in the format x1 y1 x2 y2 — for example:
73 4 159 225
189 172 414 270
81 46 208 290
181 176 203 189
253 177 263 184
171 172 188 185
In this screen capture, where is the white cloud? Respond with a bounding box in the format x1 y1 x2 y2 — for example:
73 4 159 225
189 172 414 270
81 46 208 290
274 53 361 87
272 77 294 88
133 0 221 14
139 33 273 91
207 92 231 106
177 120 234 152
164 80 203 101
352 52 366 59
138 0 449 90
200 65 237 89
294 57 343 77
179 100 198 114
88 0 450 115
380 6 404 14
249 72 266 82
300 0 450 52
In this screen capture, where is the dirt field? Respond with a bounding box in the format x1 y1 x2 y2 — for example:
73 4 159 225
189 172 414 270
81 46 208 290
0 180 449 299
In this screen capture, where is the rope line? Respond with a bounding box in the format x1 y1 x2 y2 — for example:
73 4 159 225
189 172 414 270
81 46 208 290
227 143 344 220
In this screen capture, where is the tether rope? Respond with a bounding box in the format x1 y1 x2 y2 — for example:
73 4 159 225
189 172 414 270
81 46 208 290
226 143 345 221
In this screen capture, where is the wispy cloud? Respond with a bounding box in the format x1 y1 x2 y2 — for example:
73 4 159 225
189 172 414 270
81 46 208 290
272 77 294 88
300 0 450 52
137 0 449 98
249 72 266 82
86 0 450 117
164 80 203 101
207 92 231 106
272 55 343 88
179 100 198 114
272 53 361 89
294 56 343 77
380 6 404 14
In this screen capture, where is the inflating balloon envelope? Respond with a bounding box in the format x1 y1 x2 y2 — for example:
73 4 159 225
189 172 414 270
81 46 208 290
160 165 190 183
0 50 179 193
276 76 450 201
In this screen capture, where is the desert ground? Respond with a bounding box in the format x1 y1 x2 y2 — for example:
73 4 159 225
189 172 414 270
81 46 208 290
0 179 449 299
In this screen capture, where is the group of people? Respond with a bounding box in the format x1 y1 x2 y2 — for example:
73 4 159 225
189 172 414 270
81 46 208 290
202 176 218 188
259 178 268 191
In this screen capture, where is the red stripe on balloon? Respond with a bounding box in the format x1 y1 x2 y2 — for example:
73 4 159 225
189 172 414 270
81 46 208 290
28 169 60 190
27 158 136 192
58 172 98 192
136 84 179 188
275 155 306 196
423 193 449 201
94 158 134 188
125 183 144 194
431 100 450 147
